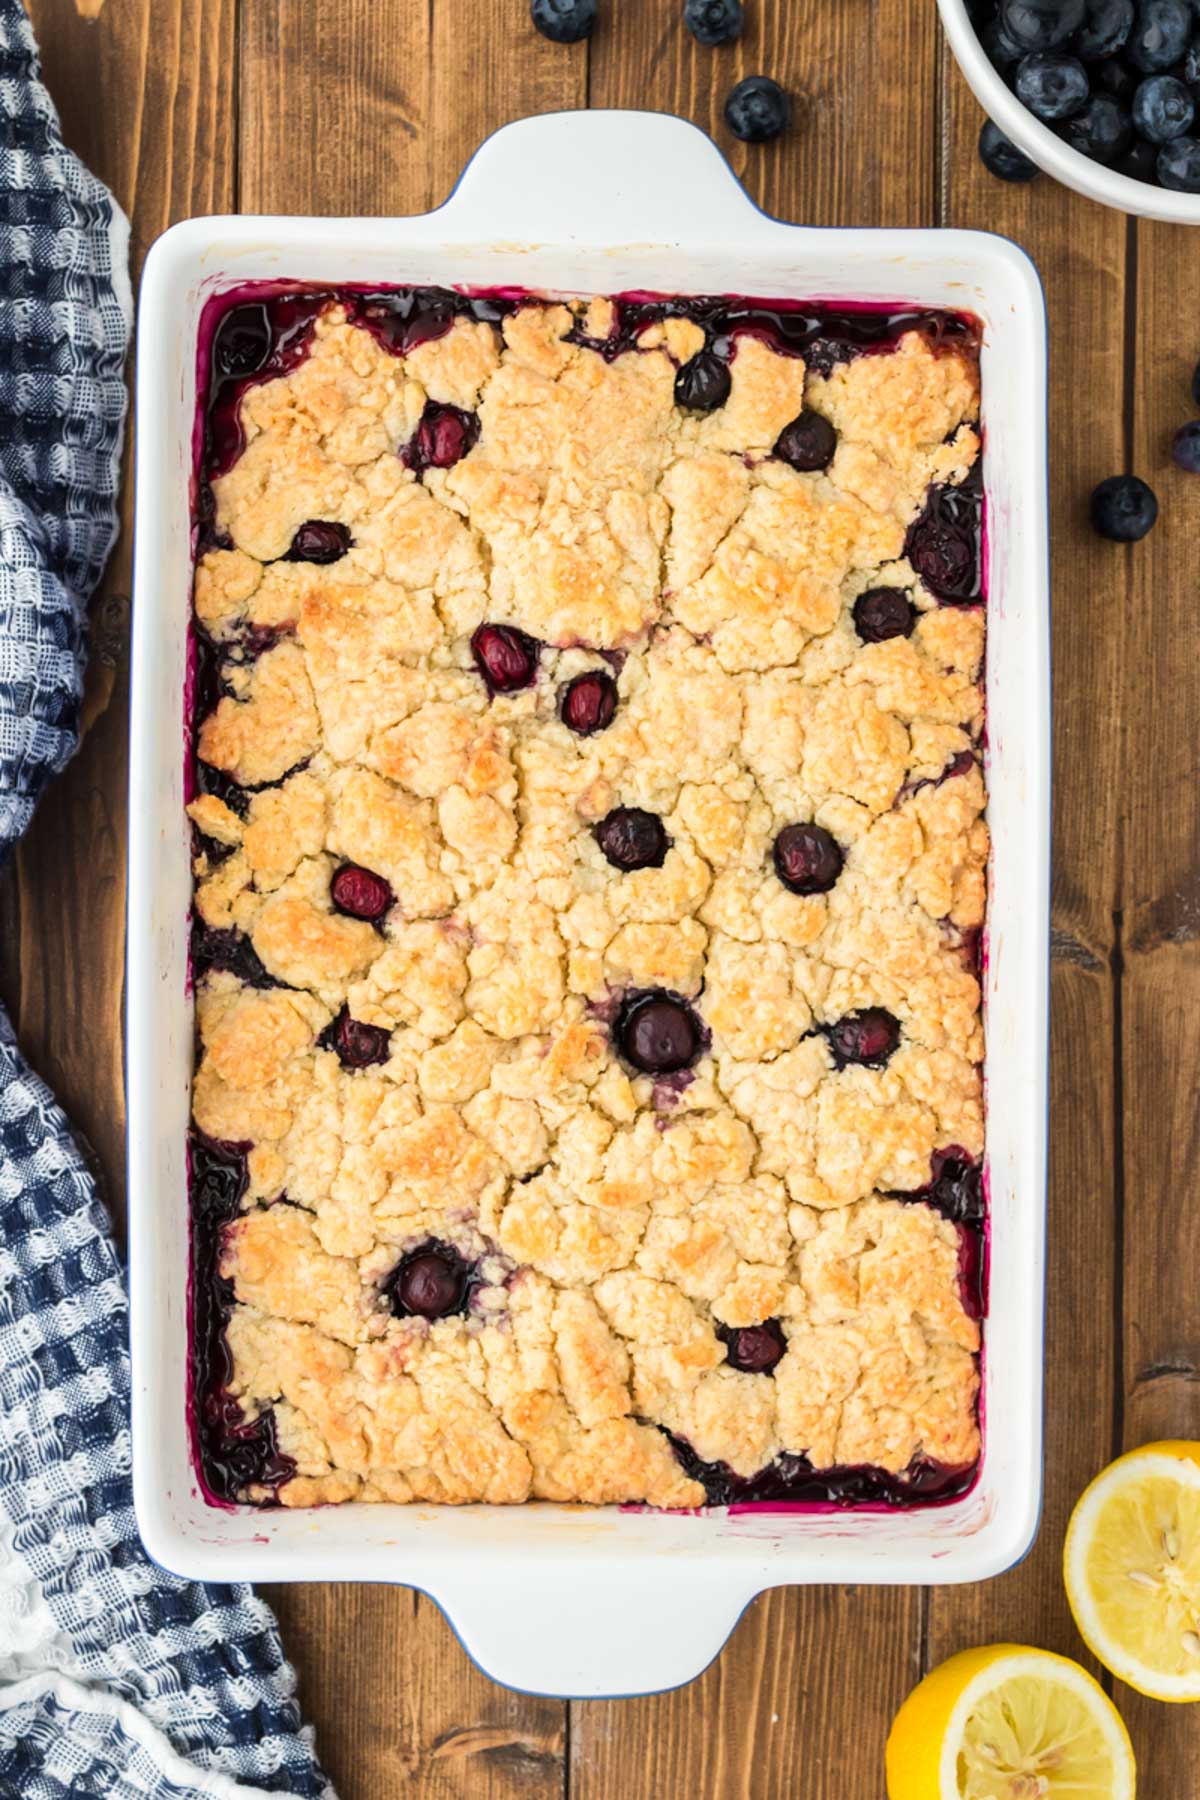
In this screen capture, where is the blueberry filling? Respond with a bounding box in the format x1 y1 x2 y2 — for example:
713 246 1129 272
286 519 352 563
615 989 705 1075
471 622 540 694
191 924 275 990
772 823 844 895
719 1318 787 1375
662 1429 977 1507
320 1008 391 1069
826 1007 901 1069
853 585 916 643
384 1240 474 1319
559 669 618 735
212 302 272 378
905 472 983 604
674 349 732 411
773 408 838 471
330 863 393 922
403 401 480 474
595 806 670 871
190 1135 296 1502
890 1149 988 1323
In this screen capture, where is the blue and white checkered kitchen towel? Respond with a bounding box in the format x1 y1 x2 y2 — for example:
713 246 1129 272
0 6 334 1796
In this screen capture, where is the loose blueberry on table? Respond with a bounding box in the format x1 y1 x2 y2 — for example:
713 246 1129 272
1172 419 1200 469
1089 473 1159 539
723 74 792 143
683 0 744 45
530 0 596 42
978 118 1041 179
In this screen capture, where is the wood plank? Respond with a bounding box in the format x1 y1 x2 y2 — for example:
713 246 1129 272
573 5 937 1796
18 0 237 1228
925 15 1127 1685
238 8 569 1796
1116 215 1200 1791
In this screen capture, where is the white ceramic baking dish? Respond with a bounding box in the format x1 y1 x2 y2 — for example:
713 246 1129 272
128 109 1050 1700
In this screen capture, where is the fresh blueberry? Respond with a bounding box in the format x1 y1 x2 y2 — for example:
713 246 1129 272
325 1009 391 1069
1182 39 1200 86
981 15 1028 62
772 824 844 895
1118 133 1162 176
287 520 352 563
560 670 618 735
684 0 744 45
1095 56 1138 101
999 0 1086 49
1172 419 1200 468
724 74 792 142
853 586 917 642
826 1008 902 1069
1132 71 1195 136
1060 93 1134 158
387 1243 470 1319
595 807 670 871
1075 0 1135 56
330 864 393 922
979 119 1041 180
774 409 838 470
674 349 732 411
1015 51 1090 121
530 0 596 42
213 303 271 378
1089 474 1159 539
471 623 540 693
720 1319 787 1375
1126 0 1192 70
615 990 703 1075
1158 131 1200 183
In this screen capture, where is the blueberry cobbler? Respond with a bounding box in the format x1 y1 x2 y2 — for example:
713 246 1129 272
187 285 988 1510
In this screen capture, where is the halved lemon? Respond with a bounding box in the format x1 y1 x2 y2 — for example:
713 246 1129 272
885 1643 1135 1799
1065 1439 1200 1702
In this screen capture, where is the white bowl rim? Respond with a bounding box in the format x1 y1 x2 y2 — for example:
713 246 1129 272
938 0 1200 224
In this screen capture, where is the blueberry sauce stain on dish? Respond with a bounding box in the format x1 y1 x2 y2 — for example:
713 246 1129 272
189 1135 296 1503
662 1430 977 1509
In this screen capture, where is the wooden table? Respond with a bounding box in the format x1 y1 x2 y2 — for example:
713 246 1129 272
12 1 1200 1792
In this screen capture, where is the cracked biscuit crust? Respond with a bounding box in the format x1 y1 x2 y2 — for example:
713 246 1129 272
190 296 985 1508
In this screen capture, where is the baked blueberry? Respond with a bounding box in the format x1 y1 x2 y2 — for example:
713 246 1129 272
1000 0 1086 49
530 0 596 42
387 1243 470 1319
616 989 703 1074
720 1318 787 1375
978 119 1041 180
773 823 844 895
1158 132 1200 185
1132 72 1194 138
1075 0 1135 56
906 486 981 602
287 519 352 563
471 622 540 693
560 670 618 735
330 863 393 921
213 303 271 377
326 1008 391 1069
675 349 731 411
684 0 744 45
1089 473 1159 539
1126 0 1192 70
853 585 916 642
596 807 670 871
1060 93 1134 159
406 402 479 472
826 1007 901 1068
1172 419 1200 469
724 74 792 142
774 409 838 470
1015 51 1090 121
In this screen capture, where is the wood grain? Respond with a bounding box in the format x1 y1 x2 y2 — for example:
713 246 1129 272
572 6 937 1796
925 36 1127 1679
1115 215 1200 1790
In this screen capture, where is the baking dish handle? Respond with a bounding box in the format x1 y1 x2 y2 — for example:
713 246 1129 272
439 108 762 247
435 1565 754 1699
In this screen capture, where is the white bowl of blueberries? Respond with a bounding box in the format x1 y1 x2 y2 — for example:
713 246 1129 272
940 0 1200 219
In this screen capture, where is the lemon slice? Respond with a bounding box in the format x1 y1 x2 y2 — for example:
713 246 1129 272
1065 1439 1200 1701
885 1643 1135 1799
